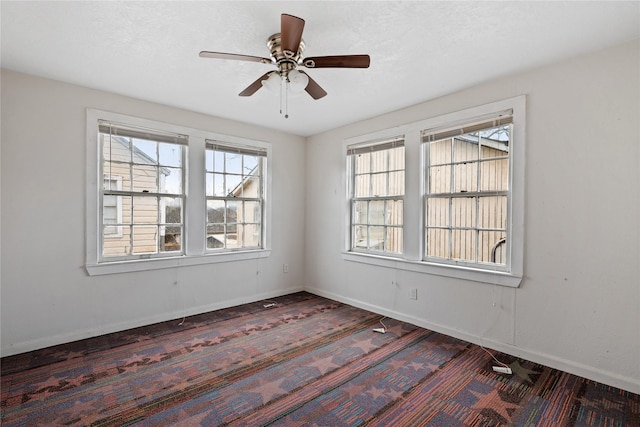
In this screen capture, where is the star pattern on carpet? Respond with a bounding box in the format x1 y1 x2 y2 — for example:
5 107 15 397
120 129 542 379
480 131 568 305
309 356 339 375
469 387 521 423
351 338 378 354
249 378 287 404
367 386 387 400
34 376 63 391
509 360 540 384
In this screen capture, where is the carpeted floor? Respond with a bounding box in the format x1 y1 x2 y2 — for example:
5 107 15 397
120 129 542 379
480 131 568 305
1 292 638 426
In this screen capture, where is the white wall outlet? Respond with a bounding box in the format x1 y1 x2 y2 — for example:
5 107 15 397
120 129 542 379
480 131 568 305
410 288 418 300
283 264 289 273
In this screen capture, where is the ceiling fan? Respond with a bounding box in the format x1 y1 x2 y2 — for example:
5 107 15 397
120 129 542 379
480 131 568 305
199 13 370 105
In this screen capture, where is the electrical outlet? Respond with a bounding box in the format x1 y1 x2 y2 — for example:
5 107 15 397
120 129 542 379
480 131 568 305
410 288 418 300
283 264 289 273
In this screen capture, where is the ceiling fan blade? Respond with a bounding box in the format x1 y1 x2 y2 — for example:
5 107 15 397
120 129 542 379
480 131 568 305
303 54 370 68
299 71 327 99
281 14 305 57
199 51 272 64
239 72 274 96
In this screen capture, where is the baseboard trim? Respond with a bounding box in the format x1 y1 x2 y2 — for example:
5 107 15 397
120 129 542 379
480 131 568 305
1 287 304 357
306 286 640 395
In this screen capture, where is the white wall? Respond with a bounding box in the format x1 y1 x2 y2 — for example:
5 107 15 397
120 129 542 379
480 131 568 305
305 40 640 393
0 70 306 356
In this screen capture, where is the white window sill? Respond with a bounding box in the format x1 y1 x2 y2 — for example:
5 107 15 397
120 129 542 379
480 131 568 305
86 250 271 276
342 252 522 287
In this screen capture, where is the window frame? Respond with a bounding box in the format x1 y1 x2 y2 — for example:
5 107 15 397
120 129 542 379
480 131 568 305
86 109 272 276
422 114 513 270
342 96 525 287
347 137 405 256
205 141 266 252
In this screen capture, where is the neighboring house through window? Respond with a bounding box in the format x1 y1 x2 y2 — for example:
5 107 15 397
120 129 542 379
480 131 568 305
347 138 405 255
205 142 265 250
86 110 273 275
343 96 524 287
99 122 186 261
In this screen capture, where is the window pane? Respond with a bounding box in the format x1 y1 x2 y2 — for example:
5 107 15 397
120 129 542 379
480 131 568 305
369 200 385 225
132 165 158 193
386 227 403 254
212 173 225 197
207 234 225 249
133 139 157 165
480 159 509 191
479 231 506 264
214 151 225 173
241 201 261 224
369 226 385 250
453 137 479 162
161 226 182 252
426 198 449 227
354 174 370 197
426 228 449 259
242 176 260 198
225 152 242 174
453 163 478 193
133 196 158 224
207 200 225 223
243 155 258 174
388 171 404 196
429 165 451 193
370 150 387 173
225 174 242 196
103 225 130 256
387 200 403 226
478 196 507 229
162 197 182 224
132 225 158 254
451 197 476 228
246 224 262 248
160 167 182 194
353 225 368 249
355 152 370 174
353 201 367 224
451 229 476 262
226 200 239 225
159 142 182 167
480 125 510 159
429 139 451 165
371 173 387 197
205 149 214 172
388 146 404 171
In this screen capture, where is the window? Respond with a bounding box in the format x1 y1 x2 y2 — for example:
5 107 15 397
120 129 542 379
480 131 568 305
423 113 512 270
342 96 524 287
103 176 122 237
348 138 404 255
205 142 266 250
99 122 187 261
86 109 273 275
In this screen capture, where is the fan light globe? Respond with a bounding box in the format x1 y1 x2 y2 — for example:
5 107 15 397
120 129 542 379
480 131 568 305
262 72 282 92
288 69 309 93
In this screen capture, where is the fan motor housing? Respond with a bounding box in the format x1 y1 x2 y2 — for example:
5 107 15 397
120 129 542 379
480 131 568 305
267 33 304 73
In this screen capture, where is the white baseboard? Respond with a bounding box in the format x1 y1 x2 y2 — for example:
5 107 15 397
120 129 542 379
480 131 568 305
305 286 640 395
1 286 304 358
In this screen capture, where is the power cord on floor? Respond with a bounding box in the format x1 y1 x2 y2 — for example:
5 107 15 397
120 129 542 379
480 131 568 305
373 316 387 333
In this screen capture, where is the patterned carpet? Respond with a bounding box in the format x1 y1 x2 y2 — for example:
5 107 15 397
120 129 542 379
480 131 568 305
1 292 638 426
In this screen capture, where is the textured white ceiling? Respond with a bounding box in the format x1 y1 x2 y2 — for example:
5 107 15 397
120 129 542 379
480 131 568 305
2 1 639 136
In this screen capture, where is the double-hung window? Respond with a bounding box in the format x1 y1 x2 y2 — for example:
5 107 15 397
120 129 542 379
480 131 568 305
99 122 187 261
205 142 266 250
348 138 405 255
423 113 512 269
343 96 524 286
